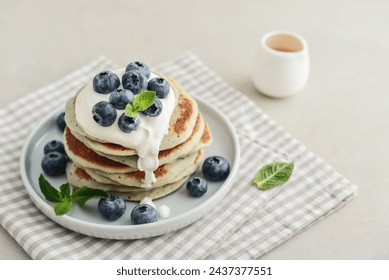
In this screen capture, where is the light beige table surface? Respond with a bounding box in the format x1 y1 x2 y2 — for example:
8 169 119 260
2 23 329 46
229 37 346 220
1 0 388 259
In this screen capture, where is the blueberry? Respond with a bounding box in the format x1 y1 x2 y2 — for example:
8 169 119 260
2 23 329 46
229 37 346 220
125 61 150 79
122 70 147 94
44 140 65 155
109 88 134 110
92 101 117 127
41 152 67 177
93 71 120 94
147 77 170 99
56 112 66 132
98 195 126 221
131 204 158 225
202 156 230 181
186 177 208 197
141 97 163 117
118 113 140 133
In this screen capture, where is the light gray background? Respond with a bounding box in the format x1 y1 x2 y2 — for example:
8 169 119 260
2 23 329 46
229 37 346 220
1 0 388 259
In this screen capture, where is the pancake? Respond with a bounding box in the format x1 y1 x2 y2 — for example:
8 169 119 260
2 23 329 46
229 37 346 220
65 125 204 188
191 122 212 151
82 166 122 185
92 149 203 188
67 164 190 201
89 114 210 168
64 127 136 174
65 75 199 156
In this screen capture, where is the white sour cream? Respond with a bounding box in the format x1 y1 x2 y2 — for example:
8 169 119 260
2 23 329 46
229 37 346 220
156 205 171 219
74 68 176 188
140 197 170 219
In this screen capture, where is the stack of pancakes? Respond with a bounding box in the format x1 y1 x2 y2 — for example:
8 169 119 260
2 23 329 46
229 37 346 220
64 76 212 201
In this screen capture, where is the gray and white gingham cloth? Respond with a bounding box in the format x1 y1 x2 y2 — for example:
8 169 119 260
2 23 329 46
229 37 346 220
0 53 357 259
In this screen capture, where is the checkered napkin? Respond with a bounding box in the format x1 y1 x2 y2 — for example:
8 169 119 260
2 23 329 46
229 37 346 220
0 53 357 259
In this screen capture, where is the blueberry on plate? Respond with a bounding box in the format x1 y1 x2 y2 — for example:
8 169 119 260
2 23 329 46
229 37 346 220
202 156 230 181
122 70 147 94
141 97 162 117
186 177 208 197
92 101 117 127
41 151 68 177
98 195 126 221
118 113 140 133
56 112 66 132
93 71 120 94
131 204 158 225
109 88 134 110
125 61 150 79
44 140 65 155
147 77 170 99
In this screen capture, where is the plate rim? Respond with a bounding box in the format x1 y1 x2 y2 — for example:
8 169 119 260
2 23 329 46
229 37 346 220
19 96 240 239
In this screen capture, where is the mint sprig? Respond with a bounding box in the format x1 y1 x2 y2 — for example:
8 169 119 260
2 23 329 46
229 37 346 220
253 162 294 190
38 174 109 215
125 90 156 118
73 186 109 207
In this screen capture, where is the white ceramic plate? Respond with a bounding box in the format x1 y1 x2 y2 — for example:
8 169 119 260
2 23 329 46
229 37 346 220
20 98 240 239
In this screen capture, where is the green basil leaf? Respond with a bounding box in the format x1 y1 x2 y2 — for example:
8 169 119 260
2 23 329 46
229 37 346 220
72 186 109 207
132 91 156 112
253 162 294 190
38 174 61 203
59 183 71 199
124 103 139 118
125 103 133 115
53 199 73 215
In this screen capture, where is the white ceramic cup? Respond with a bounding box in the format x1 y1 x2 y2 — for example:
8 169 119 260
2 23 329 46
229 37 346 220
251 31 309 98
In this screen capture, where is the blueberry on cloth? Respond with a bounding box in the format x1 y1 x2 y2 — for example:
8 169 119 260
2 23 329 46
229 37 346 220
147 77 170 99
98 195 126 221
92 101 117 127
122 70 147 94
43 140 65 155
118 113 140 133
41 152 67 177
202 156 230 181
56 112 66 132
109 88 134 110
131 204 158 225
125 61 150 79
186 177 208 197
140 97 162 117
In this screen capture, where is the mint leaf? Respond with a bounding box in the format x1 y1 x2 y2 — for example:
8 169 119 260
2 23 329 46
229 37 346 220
72 186 109 207
133 90 156 111
124 91 156 118
253 162 294 190
39 175 110 216
54 199 73 215
125 103 139 118
59 183 71 199
39 174 61 203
